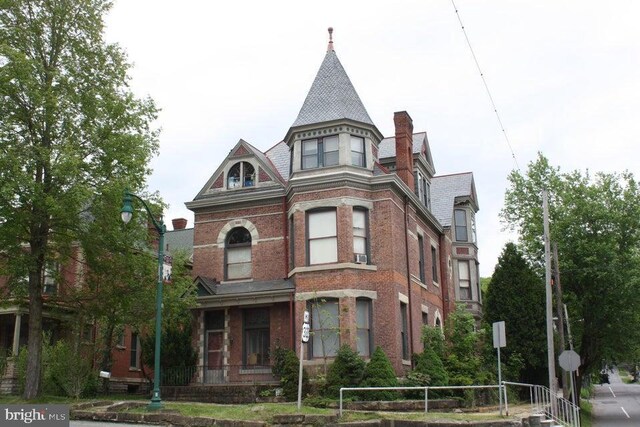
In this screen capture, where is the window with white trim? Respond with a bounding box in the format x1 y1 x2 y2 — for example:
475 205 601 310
400 302 409 359
418 235 426 283
350 136 365 167
309 298 340 358
353 208 369 262
431 245 438 283
458 260 472 300
227 161 255 188
307 209 338 265
130 332 140 369
454 209 468 242
225 227 252 280
356 298 372 357
302 136 339 169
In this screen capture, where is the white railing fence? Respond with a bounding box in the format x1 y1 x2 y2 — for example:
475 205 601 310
503 381 580 427
338 382 580 427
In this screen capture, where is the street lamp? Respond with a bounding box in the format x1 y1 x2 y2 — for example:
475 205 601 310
121 190 166 410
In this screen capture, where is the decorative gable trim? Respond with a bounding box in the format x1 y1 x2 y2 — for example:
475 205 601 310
231 145 250 157
210 174 224 189
258 167 272 182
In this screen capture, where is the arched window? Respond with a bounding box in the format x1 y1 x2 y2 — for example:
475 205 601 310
225 227 252 280
227 162 255 189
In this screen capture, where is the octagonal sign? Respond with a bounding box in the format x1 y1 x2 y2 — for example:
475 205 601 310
558 350 580 372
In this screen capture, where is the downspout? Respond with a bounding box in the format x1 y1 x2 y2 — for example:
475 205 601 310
283 196 295 348
403 196 415 362
439 233 450 324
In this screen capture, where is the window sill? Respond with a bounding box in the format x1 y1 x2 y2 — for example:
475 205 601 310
290 263 377 276
402 359 412 366
129 367 141 372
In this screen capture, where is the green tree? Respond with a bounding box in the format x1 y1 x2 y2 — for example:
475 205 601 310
0 0 159 399
141 250 197 380
443 305 489 386
278 349 309 401
415 326 448 386
325 344 365 398
360 346 398 401
501 153 640 396
484 243 546 385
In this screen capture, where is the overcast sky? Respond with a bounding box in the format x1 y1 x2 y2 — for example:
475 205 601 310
104 0 640 277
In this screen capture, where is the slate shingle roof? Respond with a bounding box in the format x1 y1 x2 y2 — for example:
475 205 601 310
291 50 374 128
431 173 474 227
265 141 290 182
378 132 427 159
165 228 194 256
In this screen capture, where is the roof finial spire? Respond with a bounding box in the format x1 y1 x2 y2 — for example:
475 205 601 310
327 27 334 52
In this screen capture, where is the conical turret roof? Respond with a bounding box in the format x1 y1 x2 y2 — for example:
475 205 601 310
291 48 374 128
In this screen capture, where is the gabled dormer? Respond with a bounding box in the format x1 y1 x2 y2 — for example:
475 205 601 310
283 28 384 179
191 139 284 202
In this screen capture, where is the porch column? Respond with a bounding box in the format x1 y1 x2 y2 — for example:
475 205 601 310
12 313 21 356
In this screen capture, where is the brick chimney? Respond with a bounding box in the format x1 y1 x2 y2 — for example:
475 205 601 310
394 111 415 189
172 218 188 230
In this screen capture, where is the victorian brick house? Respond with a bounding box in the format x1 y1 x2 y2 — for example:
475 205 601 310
185 31 481 384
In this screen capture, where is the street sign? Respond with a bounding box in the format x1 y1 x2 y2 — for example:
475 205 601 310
301 322 310 343
492 321 506 348
558 350 580 372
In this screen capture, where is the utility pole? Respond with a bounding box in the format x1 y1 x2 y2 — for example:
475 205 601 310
553 242 568 399
543 190 557 395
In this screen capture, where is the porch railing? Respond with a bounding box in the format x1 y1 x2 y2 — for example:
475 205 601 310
161 364 275 386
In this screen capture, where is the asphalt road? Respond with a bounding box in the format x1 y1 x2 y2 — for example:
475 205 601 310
592 369 640 426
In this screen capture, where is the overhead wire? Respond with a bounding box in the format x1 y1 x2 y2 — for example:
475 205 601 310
450 0 520 171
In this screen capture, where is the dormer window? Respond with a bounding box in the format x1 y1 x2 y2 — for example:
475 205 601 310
350 136 365 167
302 136 339 169
228 162 255 189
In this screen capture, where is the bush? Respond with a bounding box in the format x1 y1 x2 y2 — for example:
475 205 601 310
360 346 399 401
271 341 289 378
279 349 309 401
414 347 448 386
17 337 97 398
401 370 430 399
325 345 365 398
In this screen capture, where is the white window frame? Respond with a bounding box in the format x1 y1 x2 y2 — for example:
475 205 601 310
307 209 338 265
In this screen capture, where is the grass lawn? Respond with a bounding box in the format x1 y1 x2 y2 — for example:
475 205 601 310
0 396 532 424
127 401 520 423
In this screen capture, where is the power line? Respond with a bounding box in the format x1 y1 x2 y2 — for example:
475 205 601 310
450 0 520 171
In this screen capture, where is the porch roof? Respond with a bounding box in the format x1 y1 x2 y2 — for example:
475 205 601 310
194 277 294 308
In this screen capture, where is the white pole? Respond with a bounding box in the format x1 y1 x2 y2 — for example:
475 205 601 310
497 345 503 416
297 338 304 410
297 311 310 410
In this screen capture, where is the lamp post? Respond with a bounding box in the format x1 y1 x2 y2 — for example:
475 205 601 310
121 190 166 410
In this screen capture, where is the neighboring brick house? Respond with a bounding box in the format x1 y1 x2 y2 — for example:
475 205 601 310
0 245 93 394
185 32 481 384
0 219 193 394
